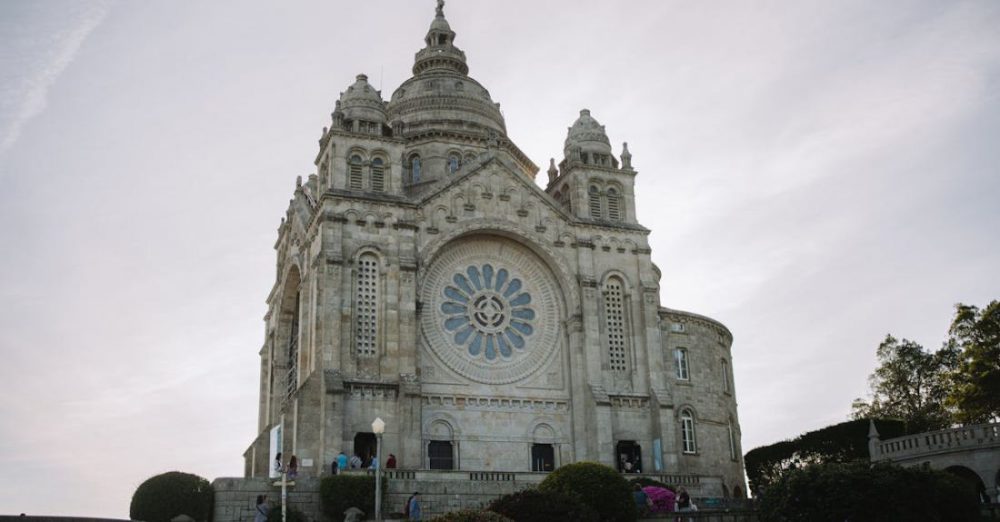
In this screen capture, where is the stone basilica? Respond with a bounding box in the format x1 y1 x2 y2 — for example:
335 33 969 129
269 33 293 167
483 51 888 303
244 1 745 498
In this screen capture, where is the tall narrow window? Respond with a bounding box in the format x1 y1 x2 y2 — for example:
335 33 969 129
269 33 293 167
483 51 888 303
722 359 730 392
588 185 601 219
607 187 621 221
349 155 364 190
604 278 628 372
371 158 385 192
675 348 689 380
409 154 421 183
728 417 737 460
681 409 697 453
286 291 300 398
354 253 379 357
448 154 460 174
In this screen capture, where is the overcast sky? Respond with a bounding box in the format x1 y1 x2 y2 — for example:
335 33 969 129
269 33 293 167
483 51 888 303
1 0 998 516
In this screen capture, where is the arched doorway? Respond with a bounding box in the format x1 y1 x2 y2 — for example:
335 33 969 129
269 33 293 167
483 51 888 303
946 465 988 503
354 432 376 467
616 440 641 473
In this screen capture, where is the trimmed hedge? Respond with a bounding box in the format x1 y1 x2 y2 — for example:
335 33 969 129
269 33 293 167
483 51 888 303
758 461 980 522
430 510 513 522
320 474 385 522
744 418 907 496
129 471 214 522
488 488 598 522
266 505 308 522
539 462 637 522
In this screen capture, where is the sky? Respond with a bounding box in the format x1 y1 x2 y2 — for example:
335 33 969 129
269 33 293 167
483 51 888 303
0 0 998 516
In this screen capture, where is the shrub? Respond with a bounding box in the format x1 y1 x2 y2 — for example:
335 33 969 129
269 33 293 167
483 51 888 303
129 471 214 522
319 474 385 522
266 505 309 522
488 488 598 522
627 477 673 491
758 461 980 522
539 462 637 522
430 510 513 522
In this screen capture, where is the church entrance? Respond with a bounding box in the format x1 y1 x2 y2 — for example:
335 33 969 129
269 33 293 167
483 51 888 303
616 440 642 473
354 432 376 467
428 440 454 469
531 443 555 471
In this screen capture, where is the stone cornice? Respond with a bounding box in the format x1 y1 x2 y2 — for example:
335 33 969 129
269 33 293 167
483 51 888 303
659 307 733 344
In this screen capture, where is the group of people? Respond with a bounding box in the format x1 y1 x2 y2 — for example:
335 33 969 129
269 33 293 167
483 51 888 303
633 484 696 517
330 450 397 474
272 452 299 480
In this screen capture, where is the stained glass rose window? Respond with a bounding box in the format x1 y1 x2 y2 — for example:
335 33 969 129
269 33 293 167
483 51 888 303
440 264 535 361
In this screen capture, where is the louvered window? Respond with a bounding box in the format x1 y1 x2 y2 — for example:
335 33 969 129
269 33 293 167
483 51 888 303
349 155 363 190
354 253 379 357
371 158 385 192
604 278 628 372
588 185 601 219
607 187 621 221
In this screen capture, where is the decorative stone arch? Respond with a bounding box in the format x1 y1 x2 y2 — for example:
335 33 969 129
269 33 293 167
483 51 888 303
945 465 988 502
423 413 461 470
417 221 579 385
273 263 303 410
526 419 562 472
446 149 463 174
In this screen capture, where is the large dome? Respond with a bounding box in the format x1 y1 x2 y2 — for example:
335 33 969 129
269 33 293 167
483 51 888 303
563 109 612 159
386 3 506 136
337 74 386 125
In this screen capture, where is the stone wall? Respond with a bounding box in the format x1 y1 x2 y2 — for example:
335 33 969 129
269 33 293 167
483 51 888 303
212 477 322 522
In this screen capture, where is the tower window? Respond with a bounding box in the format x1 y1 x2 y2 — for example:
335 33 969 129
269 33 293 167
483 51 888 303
681 409 697 453
349 155 364 190
354 253 379 357
675 348 689 380
409 154 422 184
728 417 737 460
604 277 628 372
588 185 601 219
722 359 730 392
371 158 385 192
607 187 621 221
448 154 460 174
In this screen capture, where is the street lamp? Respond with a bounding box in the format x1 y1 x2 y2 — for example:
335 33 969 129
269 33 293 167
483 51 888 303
372 417 385 522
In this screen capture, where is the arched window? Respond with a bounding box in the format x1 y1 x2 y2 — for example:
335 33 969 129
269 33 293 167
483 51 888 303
722 359 730 392
286 291 300 399
604 277 628 372
409 154 422 183
371 158 385 192
349 155 364 190
588 185 602 219
681 409 697 453
464 152 476 165
728 417 737 460
319 161 329 189
354 253 379 357
606 187 621 221
448 153 460 175
675 348 689 380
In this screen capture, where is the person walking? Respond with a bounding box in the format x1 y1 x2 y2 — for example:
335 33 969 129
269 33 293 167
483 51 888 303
336 451 349 473
406 491 422 520
386 454 397 469
254 495 270 522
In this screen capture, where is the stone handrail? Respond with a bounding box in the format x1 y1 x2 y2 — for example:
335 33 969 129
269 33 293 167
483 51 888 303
876 422 999 459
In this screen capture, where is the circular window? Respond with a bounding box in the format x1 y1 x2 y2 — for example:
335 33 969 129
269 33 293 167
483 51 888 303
421 237 560 384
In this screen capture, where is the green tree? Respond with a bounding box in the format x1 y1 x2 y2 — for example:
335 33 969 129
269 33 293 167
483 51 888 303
946 300 1000 423
851 335 956 432
129 471 214 522
539 462 637 522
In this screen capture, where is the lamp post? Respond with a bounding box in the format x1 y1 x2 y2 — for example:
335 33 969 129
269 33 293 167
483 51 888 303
372 417 385 522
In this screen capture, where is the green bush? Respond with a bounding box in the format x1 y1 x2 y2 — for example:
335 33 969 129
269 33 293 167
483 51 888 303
627 477 673 491
129 471 214 522
488 488 598 522
758 461 980 522
319 474 385 522
266 505 309 522
539 462 637 522
430 510 513 522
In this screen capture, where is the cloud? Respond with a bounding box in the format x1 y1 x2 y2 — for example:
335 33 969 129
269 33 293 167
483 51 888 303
0 1 112 160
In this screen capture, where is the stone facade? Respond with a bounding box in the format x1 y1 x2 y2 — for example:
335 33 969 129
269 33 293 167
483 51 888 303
244 1 746 500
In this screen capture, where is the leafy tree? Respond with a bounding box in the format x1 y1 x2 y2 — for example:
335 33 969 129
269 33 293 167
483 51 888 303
946 300 1000 424
129 471 214 522
487 488 598 522
851 335 957 432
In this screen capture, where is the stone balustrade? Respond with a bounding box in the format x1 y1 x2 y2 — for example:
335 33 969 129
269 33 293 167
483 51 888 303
876 422 1000 460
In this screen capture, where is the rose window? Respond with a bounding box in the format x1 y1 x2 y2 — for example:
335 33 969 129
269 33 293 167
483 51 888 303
440 263 535 361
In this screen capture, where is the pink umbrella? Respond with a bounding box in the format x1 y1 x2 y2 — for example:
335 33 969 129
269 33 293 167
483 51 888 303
642 486 676 513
